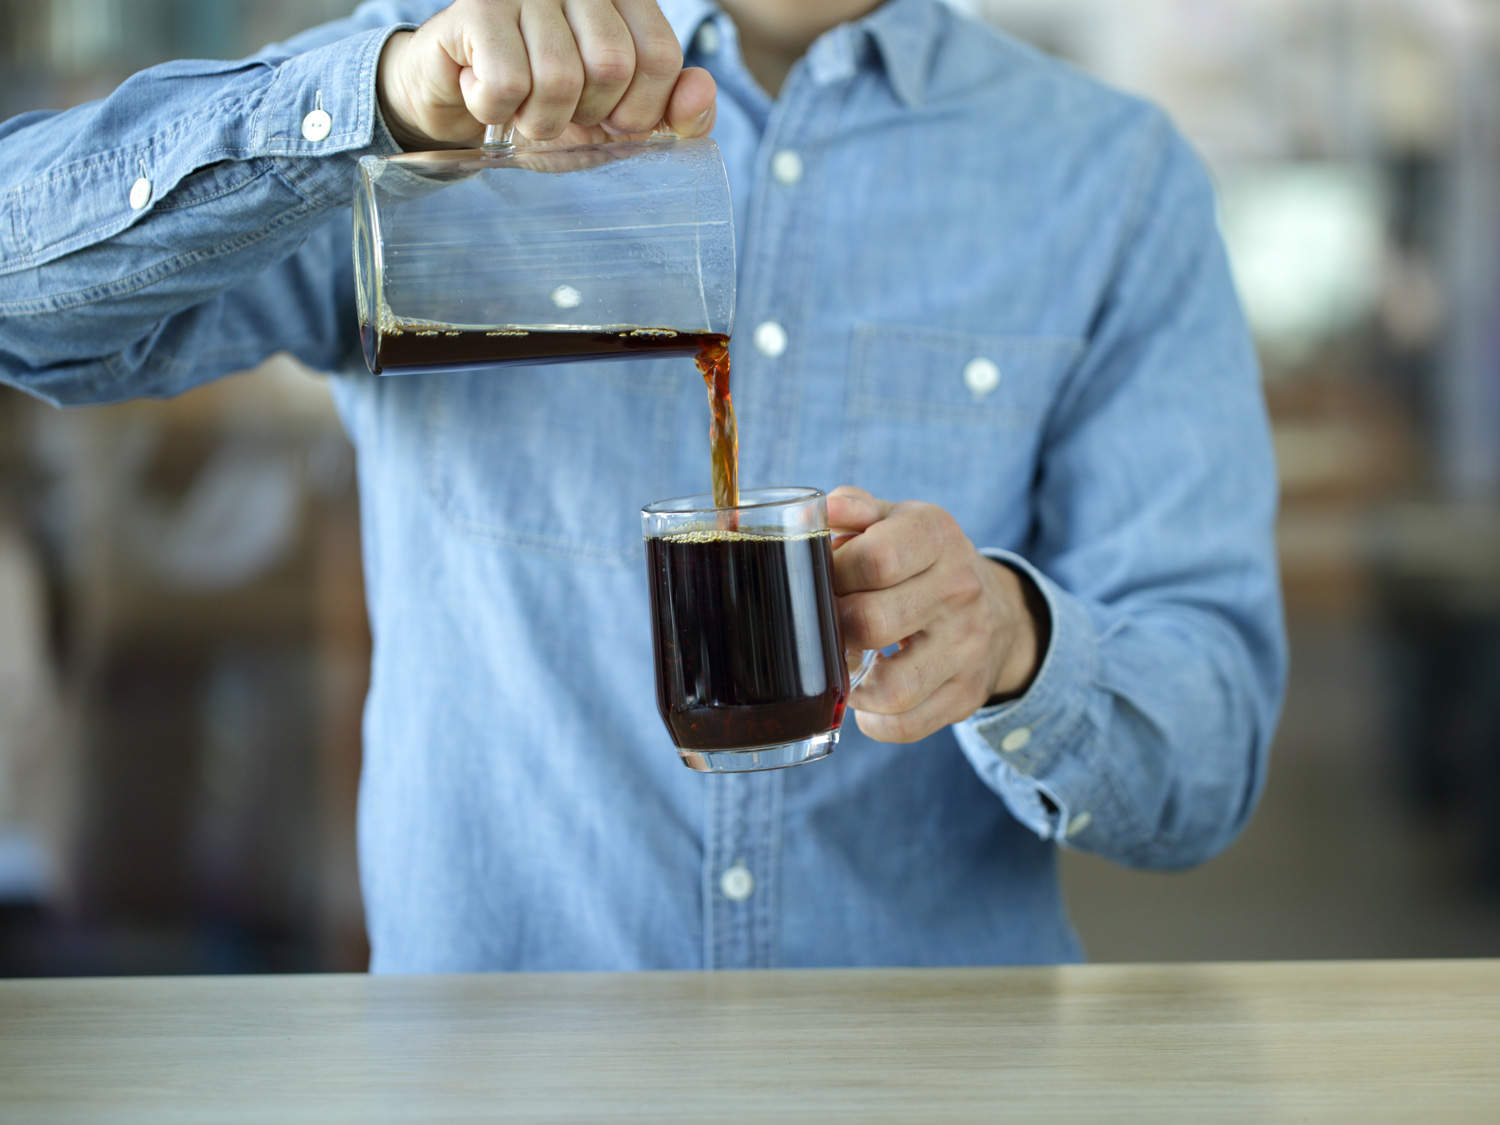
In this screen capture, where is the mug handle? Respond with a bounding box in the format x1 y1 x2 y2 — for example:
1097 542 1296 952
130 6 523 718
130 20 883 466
847 649 879 690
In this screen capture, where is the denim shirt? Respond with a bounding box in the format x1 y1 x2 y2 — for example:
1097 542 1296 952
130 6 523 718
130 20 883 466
0 0 1286 971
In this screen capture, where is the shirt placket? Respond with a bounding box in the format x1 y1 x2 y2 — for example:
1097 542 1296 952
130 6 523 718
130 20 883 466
699 28 852 973
726 54 835 491
703 770 783 968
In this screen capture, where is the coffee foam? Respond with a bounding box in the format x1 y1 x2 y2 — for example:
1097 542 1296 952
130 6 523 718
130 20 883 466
656 526 829 545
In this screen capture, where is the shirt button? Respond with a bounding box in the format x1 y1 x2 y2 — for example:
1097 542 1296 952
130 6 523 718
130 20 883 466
302 108 333 142
771 149 804 186
129 177 152 211
1066 812 1093 838
1001 727 1032 753
964 357 1001 399
719 864 754 902
753 320 788 358
694 21 722 56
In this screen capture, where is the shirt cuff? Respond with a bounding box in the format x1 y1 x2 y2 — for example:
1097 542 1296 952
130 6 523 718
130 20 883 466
951 550 1122 849
250 23 412 207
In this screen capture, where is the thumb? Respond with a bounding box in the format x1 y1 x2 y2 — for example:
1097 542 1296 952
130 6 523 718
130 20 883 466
827 486 895 535
662 67 717 138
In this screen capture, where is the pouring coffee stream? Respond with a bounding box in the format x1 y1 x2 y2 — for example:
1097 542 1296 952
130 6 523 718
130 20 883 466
485 121 738 515
355 126 738 511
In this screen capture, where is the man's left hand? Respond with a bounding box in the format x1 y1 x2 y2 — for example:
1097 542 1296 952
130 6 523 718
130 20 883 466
827 486 1044 744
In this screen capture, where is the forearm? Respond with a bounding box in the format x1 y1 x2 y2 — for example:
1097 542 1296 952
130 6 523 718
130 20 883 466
0 7 426 403
955 554 1283 869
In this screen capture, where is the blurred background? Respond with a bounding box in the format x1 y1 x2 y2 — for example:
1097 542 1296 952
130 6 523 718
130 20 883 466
1 0 1499 975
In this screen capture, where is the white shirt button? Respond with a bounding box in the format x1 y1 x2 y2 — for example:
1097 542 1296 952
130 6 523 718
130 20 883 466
1066 812 1093 838
753 320 788 358
1000 727 1032 753
719 864 754 902
302 108 333 143
771 149 804 186
695 21 722 56
964 356 1001 399
129 177 152 211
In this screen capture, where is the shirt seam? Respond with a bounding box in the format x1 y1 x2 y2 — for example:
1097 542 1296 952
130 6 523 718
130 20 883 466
1035 109 1173 446
6 97 262 198
0 199 316 315
3 127 267 270
1074 706 1161 853
150 162 275 214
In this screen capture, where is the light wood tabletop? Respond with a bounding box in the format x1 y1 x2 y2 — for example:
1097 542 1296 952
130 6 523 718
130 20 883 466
1 960 1497 1122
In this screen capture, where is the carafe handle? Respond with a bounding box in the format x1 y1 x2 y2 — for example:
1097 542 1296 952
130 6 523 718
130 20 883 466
482 121 675 153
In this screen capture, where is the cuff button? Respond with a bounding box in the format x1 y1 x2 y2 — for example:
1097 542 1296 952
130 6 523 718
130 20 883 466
302 109 333 143
1000 727 1032 753
129 178 152 211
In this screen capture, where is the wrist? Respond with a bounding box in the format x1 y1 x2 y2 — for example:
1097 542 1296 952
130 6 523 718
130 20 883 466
377 30 423 151
985 558 1050 703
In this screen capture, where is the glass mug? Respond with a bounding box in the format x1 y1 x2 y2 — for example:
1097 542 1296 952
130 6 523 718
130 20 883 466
642 488 878 773
353 128 735 376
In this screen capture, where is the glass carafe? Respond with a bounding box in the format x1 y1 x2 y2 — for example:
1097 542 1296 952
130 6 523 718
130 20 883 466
353 132 735 375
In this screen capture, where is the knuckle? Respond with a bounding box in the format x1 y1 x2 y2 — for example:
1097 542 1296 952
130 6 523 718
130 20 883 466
951 565 984 604
863 542 903 589
583 46 634 89
490 76 532 107
611 108 658 132
846 597 887 647
885 663 922 713
634 31 682 76
532 59 584 102
931 505 963 542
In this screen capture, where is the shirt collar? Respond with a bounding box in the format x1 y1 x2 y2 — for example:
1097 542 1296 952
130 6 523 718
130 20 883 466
858 0 943 108
657 0 943 109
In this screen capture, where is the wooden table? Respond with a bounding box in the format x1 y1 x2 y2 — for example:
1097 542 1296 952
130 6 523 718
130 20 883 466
2 961 1497 1122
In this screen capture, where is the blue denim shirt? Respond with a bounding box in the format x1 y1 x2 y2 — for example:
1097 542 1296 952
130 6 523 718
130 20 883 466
0 0 1285 971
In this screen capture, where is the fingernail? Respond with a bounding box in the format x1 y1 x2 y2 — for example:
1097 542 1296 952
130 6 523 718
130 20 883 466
599 121 627 136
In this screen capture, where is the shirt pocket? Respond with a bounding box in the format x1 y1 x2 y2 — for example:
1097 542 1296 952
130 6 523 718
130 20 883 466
423 361 679 568
841 324 1084 541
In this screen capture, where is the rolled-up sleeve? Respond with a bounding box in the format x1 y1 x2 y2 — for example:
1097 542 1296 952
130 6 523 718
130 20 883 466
953 117 1288 871
0 2 433 404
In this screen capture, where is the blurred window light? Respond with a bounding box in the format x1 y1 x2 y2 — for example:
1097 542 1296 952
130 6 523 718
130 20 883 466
1216 165 1387 365
49 0 124 74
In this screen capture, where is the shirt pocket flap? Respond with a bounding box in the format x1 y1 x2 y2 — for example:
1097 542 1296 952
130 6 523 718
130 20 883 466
843 324 1084 543
850 323 1083 428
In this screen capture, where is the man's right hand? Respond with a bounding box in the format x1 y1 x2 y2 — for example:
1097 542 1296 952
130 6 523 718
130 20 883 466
377 0 717 151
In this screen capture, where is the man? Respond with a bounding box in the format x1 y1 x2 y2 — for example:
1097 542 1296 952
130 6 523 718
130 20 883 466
0 0 1286 971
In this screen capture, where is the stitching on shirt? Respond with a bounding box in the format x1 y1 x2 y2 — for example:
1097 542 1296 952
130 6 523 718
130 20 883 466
769 85 834 487
3 184 27 268
5 139 257 269
268 157 333 210
255 23 377 159
150 161 274 213
419 377 672 569
0 201 314 315
1034 110 1173 446
1076 697 1164 853
843 325 1082 443
8 103 255 198
1087 602 1265 862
